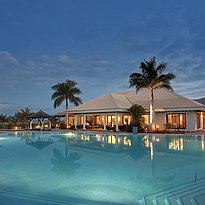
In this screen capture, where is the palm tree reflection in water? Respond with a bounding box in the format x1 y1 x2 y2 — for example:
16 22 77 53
127 136 147 161
51 148 82 176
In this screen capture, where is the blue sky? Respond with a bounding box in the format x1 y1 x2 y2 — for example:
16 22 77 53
0 0 205 115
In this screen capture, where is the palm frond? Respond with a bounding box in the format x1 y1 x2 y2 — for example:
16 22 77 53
130 57 175 91
156 83 174 91
74 97 83 106
51 91 63 100
51 79 82 109
156 62 167 73
53 96 65 109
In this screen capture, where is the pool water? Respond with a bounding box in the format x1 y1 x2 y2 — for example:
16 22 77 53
0 132 205 205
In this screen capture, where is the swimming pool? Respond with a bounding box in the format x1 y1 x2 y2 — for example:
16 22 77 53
0 132 205 205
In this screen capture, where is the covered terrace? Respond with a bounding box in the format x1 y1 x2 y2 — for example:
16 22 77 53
63 93 133 131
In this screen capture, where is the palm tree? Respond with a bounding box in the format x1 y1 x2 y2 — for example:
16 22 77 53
129 57 175 131
14 107 31 128
0 114 8 123
51 80 82 110
15 107 31 122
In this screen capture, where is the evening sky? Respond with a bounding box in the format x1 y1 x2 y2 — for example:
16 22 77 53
0 0 205 114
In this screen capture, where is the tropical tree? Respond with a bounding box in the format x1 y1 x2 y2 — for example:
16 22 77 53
51 148 81 176
128 104 146 132
129 57 175 131
15 107 31 123
14 107 31 128
0 114 8 123
0 114 8 129
51 80 82 110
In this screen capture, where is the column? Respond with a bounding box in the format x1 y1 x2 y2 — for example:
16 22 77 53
201 112 203 130
115 134 118 148
41 119 44 130
49 120 51 130
74 115 77 130
115 113 119 131
103 114 107 131
29 120 33 130
65 113 69 128
83 115 86 130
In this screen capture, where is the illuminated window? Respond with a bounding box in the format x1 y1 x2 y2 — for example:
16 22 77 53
107 115 116 127
166 113 186 129
122 115 131 124
142 115 149 124
80 116 83 124
94 115 102 126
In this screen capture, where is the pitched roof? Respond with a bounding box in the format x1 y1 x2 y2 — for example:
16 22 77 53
28 110 52 118
64 88 205 114
119 89 204 111
67 93 132 114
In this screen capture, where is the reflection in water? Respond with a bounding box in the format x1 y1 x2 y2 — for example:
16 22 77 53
62 133 135 154
51 148 81 176
28 138 53 150
126 135 146 160
16 132 54 150
169 137 184 150
7 132 205 186
1 132 205 203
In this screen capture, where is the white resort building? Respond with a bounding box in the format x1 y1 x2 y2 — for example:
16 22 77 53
60 88 205 132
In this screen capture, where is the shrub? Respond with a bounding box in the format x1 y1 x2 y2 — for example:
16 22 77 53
59 123 67 129
128 104 146 133
164 123 172 131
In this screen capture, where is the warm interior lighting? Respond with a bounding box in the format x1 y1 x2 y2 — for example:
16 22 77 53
81 135 90 141
150 142 154 160
169 138 184 151
142 115 149 125
143 136 150 147
123 137 131 146
64 132 73 137
108 135 116 144
202 136 204 150
96 135 101 142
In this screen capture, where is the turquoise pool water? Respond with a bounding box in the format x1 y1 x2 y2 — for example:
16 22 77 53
0 132 205 205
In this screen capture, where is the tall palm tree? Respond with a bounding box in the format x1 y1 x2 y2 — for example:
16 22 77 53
129 57 175 131
51 80 82 110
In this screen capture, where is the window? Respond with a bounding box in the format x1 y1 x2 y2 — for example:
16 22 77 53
166 113 186 129
196 113 201 129
142 115 149 124
122 115 131 124
107 115 116 127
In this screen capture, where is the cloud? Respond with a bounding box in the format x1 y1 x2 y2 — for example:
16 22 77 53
57 55 72 64
26 60 35 66
0 51 18 64
0 101 14 114
0 101 12 107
